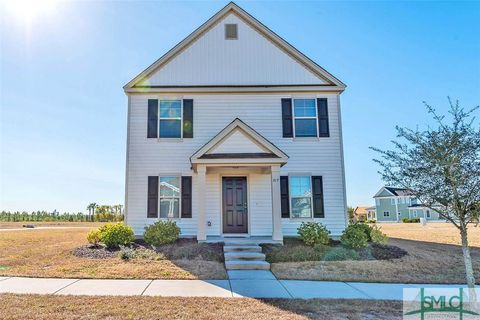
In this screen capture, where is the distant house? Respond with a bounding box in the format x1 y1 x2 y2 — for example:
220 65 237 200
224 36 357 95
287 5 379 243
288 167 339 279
373 186 443 222
353 206 376 222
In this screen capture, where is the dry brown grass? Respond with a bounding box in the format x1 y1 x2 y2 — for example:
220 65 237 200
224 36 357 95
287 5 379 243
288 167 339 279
272 223 480 284
0 221 105 229
0 229 226 280
0 294 403 320
378 222 480 247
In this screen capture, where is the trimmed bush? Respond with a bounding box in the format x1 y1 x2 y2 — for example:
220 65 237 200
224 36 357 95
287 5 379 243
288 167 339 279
340 224 369 248
370 226 388 245
87 229 101 246
144 221 180 246
98 223 135 249
366 219 377 224
402 218 420 223
353 223 373 241
323 246 360 261
297 222 330 246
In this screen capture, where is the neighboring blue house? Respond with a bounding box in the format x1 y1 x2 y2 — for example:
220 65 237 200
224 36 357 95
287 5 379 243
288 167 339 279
373 186 443 222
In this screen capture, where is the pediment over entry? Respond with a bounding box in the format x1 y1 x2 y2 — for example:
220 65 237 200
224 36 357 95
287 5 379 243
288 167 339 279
190 118 288 169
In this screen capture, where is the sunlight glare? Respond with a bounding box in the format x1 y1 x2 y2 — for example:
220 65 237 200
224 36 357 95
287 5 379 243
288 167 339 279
3 0 58 23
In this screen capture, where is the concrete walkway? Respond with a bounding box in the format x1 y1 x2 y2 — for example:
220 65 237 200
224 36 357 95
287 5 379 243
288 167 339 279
0 276 470 300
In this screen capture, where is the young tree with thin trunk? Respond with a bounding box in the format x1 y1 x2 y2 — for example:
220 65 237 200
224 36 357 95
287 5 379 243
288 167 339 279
371 99 479 289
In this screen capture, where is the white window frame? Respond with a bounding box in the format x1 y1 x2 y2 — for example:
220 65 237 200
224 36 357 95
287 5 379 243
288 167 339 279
413 210 417 218
158 100 183 139
158 175 181 219
391 198 395 205
288 174 313 219
292 98 318 138
383 211 390 217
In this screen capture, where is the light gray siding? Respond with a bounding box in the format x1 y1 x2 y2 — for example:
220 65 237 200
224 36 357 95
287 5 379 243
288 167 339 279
125 93 347 236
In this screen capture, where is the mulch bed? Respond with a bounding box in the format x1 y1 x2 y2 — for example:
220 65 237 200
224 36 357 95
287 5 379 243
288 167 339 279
72 239 225 262
72 245 119 259
370 243 408 260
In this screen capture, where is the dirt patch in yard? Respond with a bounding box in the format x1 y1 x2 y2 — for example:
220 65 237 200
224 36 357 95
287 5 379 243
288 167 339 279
0 294 403 320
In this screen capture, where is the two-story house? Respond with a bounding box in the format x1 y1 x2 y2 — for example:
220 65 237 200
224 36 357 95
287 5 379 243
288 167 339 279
123 2 348 242
373 186 443 222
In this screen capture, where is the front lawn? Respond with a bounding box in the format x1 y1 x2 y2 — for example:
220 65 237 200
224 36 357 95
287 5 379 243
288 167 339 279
0 228 227 280
0 294 403 320
267 223 480 284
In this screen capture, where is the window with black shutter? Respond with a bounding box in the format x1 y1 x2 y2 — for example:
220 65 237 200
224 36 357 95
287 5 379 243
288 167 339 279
312 176 325 218
181 176 192 218
147 176 159 218
317 98 329 137
147 99 158 138
280 176 290 218
281 98 293 138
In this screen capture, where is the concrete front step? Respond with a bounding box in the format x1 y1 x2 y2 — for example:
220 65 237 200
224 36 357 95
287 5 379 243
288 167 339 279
224 251 266 261
225 260 270 270
223 245 262 253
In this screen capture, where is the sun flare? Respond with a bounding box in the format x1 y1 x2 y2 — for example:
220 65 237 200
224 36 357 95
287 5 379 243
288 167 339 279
2 0 58 23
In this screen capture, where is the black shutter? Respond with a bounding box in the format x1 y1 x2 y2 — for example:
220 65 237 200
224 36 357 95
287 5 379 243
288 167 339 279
181 176 192 218
147 99 158 138
281 98 293 138
280 176 290 218
183 99 193 138
312 176 324 218
317 98 329 137
147 176 158 218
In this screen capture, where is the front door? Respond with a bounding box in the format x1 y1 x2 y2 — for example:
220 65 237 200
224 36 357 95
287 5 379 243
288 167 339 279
222 177 248 234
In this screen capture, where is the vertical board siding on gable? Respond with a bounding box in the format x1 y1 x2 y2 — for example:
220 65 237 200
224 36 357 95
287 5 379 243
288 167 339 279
125 93 346 235
146 14 326 86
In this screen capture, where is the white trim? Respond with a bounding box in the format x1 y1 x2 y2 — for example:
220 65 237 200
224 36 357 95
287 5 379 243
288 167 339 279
124 96 132 222
288 174 313 220
373 186 396 198
123 2 346 90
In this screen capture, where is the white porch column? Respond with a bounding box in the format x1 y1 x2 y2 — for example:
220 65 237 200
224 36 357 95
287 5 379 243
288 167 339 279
271 165 283 241
197 165 207 241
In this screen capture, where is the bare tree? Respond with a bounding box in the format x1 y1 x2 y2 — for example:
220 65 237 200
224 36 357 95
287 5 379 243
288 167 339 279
371 98 479 289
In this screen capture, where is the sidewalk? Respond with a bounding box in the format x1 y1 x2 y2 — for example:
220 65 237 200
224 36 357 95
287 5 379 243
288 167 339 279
0 276 470 300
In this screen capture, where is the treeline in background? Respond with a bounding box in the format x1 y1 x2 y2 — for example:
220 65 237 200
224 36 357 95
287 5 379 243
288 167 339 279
0 203 124 222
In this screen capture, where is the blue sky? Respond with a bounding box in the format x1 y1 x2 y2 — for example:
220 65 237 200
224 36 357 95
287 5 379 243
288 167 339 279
1 1 479 213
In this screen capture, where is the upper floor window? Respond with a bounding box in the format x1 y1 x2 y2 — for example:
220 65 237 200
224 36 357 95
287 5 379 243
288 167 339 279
289 176 313 218
383 211 390 217
225 24 238 40
293 99 317 137
159 100 182 138
391 198 395 205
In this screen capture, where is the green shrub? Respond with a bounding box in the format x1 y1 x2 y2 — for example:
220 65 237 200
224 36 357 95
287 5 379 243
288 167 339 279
402 218 420 223
144 221 180 246
262 241 329 263
297 222 330 246
87 229 101 246
366 219 377 224
370 226 388 245
98 223 135 249
323 246 360 261
340 224 369 248
353 223 373 241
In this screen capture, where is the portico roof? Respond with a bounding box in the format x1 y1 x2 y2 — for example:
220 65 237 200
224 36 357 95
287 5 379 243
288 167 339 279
190 118 288 170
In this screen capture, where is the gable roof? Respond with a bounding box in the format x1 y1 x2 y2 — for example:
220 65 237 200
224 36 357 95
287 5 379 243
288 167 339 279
374 186 415 198
124 2 345 91
190 118 288 168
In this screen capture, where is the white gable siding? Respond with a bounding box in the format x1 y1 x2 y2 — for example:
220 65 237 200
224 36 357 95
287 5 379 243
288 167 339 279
125 93 347 236
145 13 326 86
207 129 268 154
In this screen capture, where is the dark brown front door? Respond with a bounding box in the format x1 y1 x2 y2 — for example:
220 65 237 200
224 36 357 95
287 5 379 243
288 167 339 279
222 177 248 234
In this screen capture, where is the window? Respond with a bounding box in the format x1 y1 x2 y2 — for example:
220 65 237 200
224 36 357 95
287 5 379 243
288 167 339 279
159 176 180 218
225 24 238 39
159 100 182 138
391 198 395 205
413 210 417 218
426 210 430 218
383 211 390 217
289 176 313 218
293 99 317 137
